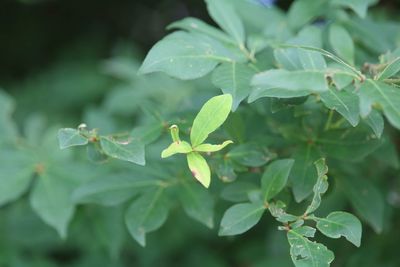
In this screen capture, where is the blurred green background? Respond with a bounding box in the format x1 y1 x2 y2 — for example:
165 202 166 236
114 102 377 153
1 0 400 267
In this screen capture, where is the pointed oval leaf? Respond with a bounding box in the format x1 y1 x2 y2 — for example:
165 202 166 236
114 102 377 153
138 31 234 80
100 136 145 165
187 152 211 188
125 188 169 246
194 140 233 153
58 128 88 149
161 141 192 158
211 62 255 111
377 57 400 80
219 202 265 236
359 80 400 130
320 87 360 127
179 180 214 228
261 159 295 202
167 17 235 45
315 211 362 247
331 0 378 18
205 0 245 46
329 24 355 65
190 94 232 146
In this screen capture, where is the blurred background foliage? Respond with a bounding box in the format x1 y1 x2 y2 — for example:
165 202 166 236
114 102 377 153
0 0 400 266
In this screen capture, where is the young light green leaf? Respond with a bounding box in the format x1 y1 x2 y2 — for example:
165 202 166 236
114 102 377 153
376 57 400 80
287 226 335 267
190 94 232 146
219 202 265 236
331 0 378 18
290 144 320 202
338 175 384 233
125 188 169 246
161 141 192 158
194 140 233 153
359 80 400 129
304 158 329 215
211 62 255 111
138 31 234 80
205 0 245 46
167 17 235 45
320 87 360 127
179 180 214 228
329 24 355 65
315 211 362 247
100 136 145 165
261 159 295 202
187 152 211 188
58 128 89 149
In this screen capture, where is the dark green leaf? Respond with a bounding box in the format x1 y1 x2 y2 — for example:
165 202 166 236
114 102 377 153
219 202 265 236
179 180 214 228
287 226 335 267
261 159 294 202
315 211 362 247
125 188 170 246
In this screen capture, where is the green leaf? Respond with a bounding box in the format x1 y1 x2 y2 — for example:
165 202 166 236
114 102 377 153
218 202 265 236
331 0 378 18
211 62 255 111
100 136 145 165
57 128 89 149
287 226 335 267
317 128 383 162
320 87 360 127
290 144 320 202
226 143 275 167
305 158 329 215
363 109 384 138
0 149 34 206
376 57 400 80
315 211 362 247
186 152 211 188
249 69 328 102
220 182 258 202
161 141 192 158
329 24 355 65
261 159 294 202
268 202 298 223
131 122 163 145
287 0 327 30
359 80 400 129
167 17 235 45
30 166 80 238
72 173 161 206
338 175 384 233
179 180 214 228
194 140 233 153
125 188 169 246
205 0 245 46
138 31 234 80
190 94 232 146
